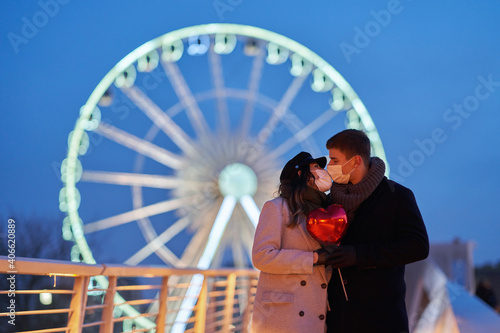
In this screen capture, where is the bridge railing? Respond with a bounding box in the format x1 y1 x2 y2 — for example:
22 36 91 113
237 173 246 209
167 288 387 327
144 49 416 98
0 256 259 332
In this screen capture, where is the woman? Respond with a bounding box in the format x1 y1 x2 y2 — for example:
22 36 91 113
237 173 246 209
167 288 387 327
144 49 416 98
251 152 332 333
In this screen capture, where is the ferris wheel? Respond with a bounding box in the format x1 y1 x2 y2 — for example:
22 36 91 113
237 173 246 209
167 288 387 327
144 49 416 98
59 23 388 330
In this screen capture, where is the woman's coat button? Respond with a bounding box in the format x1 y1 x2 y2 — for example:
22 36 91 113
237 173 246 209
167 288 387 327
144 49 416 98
299 311 305 316
300 280 306 286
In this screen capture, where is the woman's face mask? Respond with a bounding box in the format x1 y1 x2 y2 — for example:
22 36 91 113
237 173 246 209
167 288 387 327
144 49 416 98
312 168 332 192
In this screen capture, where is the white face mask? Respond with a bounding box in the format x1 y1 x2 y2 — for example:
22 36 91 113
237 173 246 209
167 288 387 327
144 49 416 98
327 157 355 184
312 168 332 192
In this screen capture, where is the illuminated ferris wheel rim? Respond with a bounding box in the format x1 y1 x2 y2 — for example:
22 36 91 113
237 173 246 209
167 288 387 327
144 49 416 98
72 23 386 165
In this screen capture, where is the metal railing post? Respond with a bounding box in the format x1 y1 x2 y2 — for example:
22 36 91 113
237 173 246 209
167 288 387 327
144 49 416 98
193 275 208 333
67 275 90 332
241 275 256 332
100 276 117 333
222 273 236 331
156 276 169 333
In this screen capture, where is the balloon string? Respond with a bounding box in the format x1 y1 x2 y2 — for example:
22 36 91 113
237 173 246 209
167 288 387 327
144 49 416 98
338 268 348 301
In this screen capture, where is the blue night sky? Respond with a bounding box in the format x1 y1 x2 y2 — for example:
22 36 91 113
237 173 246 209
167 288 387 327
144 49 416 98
1 0 499 265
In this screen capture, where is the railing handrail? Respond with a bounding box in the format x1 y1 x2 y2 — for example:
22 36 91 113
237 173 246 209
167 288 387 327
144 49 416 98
0 256 259 277
0 256 259 332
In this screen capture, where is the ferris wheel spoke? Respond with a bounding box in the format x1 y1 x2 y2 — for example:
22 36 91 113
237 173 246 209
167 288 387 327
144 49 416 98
270 107 342 159
84 197 192 234
172 195 237 333
96 122 183 169
124 216 191 266
211 232 229 268
208 46 229 134
255 74 307 146
197 195 237 269
231 223 247 267
242 222 255 257
161 60 211 137
128 241 180 267
121 85 197 155
81 170 185 189
239 194 260 228
129 188 191 267
240 47 265 137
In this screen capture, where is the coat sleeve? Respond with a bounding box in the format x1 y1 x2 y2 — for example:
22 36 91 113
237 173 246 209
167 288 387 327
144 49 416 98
356 184 430 269
252 200 314 274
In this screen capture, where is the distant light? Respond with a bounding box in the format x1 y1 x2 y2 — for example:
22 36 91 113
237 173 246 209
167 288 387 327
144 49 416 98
346 109 362 130
330 87 351 111
60 158 83 183
66 131 89 157
59 188 68 212
311 69 333 92
40 292 52 305
98 88 114 107
214 34 237 54
59 187 81 212
62 217 73 241
162 39 184 62
187 35 210 56
114 65 136 88
266 42 289 65
137 50 159 72
79 106 101 131
290 53 312 77
87 276 105 296
78 132 89 156
71 218 84 239
70 244 81 262
243 38 260 56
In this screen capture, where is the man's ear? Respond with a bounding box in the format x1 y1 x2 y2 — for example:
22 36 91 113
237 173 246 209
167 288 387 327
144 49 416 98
354 155 362 168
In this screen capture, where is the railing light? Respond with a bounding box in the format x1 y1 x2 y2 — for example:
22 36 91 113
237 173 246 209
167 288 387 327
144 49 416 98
49 273 78 287
40 291 52 305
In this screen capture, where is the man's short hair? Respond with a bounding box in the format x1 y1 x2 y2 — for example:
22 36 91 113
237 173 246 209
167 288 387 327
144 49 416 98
326 129 371 165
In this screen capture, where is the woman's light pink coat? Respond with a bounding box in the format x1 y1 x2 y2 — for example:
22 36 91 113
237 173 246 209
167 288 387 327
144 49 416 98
251 198 331 333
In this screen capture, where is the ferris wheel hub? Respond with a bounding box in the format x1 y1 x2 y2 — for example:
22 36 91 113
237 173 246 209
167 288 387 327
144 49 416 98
218 163 258 199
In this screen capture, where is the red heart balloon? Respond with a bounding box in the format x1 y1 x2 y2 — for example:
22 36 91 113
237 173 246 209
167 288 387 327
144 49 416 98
306 204 349 245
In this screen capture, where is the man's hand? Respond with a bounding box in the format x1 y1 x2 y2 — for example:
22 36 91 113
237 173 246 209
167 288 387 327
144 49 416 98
314 245 357 268
314 245 337 266
325 245 357 268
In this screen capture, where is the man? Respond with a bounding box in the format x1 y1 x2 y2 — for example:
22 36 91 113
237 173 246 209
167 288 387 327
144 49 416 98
318 129 429 333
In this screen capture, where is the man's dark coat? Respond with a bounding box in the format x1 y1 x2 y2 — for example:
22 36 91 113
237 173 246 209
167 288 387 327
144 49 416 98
326 177 429 333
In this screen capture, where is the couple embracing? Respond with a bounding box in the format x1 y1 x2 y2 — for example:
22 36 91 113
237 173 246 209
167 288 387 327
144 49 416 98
251 129 429 333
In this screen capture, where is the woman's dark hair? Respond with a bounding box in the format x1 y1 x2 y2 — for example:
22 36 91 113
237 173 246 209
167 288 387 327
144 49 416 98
278 162 313 228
